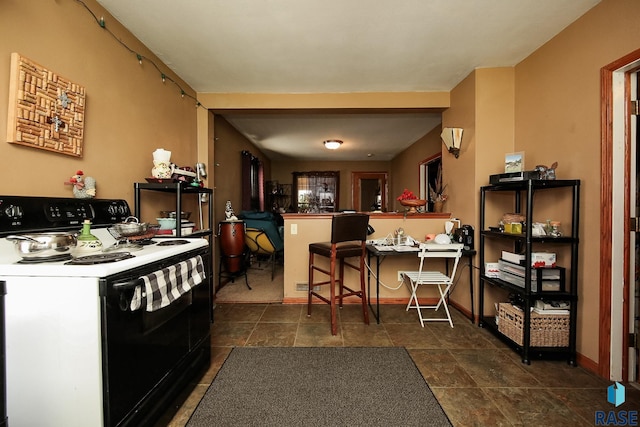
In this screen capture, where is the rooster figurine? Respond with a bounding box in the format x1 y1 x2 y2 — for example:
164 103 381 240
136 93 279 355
66 170 96 199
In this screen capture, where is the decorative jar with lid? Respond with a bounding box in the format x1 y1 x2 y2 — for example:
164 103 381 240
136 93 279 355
75 219 102 254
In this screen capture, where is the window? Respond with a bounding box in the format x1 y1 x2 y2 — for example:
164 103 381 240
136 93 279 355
292 171 339 213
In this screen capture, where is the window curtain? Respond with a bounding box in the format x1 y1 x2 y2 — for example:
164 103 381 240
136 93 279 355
241 150 264 211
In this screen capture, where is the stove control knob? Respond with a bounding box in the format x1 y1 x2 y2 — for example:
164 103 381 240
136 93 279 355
108 202 128 217
4 204 23 219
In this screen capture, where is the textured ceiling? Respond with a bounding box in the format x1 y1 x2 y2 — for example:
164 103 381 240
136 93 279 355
96 0 600 160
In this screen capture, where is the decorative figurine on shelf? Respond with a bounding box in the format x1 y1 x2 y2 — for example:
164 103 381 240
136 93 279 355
151 148 173 178
65 170 96 199
224 200 238 221
535 162 558 180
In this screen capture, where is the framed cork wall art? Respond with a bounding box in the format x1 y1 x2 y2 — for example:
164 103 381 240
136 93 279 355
6 52 86 157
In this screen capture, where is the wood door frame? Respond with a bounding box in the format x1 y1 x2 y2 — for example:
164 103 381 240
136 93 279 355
600 48 640 380
352 171 388 212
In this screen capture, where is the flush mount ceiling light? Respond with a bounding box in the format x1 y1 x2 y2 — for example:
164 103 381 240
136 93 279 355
323 139 343 150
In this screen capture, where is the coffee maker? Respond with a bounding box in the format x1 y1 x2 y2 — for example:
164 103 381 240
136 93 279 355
453 225 474 249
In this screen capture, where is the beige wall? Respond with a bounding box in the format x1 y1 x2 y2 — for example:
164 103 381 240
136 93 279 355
0 0 200 204
511 0 640 367
440 68 517 321
213 115 271 226
438 0 640 367
391 125 442 212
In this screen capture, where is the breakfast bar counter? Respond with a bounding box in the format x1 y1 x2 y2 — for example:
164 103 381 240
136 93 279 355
279 212 476 321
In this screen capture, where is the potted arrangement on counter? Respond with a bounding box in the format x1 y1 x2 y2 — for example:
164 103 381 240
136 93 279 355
429 165 448 212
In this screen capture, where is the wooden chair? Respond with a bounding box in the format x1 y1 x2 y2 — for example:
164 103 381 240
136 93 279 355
307 213 370 335
402 243 464 327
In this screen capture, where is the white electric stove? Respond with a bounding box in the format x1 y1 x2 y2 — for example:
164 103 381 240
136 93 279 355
0 195 212 427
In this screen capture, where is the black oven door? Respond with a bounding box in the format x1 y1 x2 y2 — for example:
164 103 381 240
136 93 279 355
100 248 210 427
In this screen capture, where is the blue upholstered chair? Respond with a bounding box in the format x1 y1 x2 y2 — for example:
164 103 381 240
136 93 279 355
238 211 284 280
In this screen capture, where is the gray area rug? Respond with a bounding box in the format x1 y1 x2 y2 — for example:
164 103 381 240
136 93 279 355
187 347 451 427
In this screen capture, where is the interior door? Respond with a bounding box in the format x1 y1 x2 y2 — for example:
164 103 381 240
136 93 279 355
352 172 388 212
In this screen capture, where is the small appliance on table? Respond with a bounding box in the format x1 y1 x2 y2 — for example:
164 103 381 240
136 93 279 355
0 195 212 427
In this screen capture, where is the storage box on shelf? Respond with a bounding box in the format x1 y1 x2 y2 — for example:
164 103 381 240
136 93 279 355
485 262 500 278
478 179 580 365
497 259 565 292
501 250 557 267
498 303 570 347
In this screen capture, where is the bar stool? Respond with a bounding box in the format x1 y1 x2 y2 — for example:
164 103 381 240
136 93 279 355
308 213 370 335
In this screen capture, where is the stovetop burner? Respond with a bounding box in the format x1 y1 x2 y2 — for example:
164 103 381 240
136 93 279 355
157 240 190 246
133 239 157 246
65 252 135 265
103 242 144 253
17 253 73 264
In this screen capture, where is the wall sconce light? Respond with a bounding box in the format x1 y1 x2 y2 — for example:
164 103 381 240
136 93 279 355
324 139 343 150
441 128 463 158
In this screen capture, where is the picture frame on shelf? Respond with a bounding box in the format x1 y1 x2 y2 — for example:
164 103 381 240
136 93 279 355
505 152 525 173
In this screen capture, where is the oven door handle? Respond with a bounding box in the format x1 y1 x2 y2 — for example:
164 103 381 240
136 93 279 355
112 278 142 290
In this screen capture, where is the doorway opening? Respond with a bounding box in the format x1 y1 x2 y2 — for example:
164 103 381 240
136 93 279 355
419 154 442 212
352 172 388 212
601 49 640 382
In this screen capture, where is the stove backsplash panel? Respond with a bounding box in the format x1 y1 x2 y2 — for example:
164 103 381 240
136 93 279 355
0 196 131 236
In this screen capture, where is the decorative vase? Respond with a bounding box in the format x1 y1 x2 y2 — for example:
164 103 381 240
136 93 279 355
434 201 444 213
399 199 427 214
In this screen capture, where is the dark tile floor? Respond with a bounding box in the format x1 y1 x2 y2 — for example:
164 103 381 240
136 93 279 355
156 303 640 426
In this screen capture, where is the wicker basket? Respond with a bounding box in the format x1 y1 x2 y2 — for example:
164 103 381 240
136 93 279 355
497 303 569 347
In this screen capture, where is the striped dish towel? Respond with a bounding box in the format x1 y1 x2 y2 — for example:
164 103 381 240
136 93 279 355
130 255 206 312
